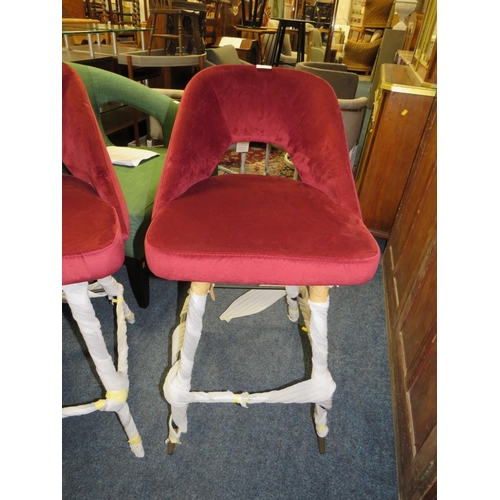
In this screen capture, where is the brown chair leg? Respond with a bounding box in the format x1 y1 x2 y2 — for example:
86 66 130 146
124 257 150 309
317 435 326 454
167 420 180 455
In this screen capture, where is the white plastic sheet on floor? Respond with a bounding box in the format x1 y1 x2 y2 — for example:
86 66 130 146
62 276 145 458
164 284 336 446
219 287 287 322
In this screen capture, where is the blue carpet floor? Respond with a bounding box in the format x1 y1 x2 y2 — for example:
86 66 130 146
62 240 398 499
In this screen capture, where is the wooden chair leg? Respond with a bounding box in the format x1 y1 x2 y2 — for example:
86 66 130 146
125 256 150 309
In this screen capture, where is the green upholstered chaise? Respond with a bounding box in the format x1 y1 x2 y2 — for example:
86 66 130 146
66 62 179 308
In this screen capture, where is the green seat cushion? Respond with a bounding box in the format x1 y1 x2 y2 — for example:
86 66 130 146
113 147 166 260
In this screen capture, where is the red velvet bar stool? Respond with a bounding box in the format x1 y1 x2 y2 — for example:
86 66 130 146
62 63 144 458
145 65 380 454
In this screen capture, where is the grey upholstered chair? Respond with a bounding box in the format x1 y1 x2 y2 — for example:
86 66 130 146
295 61 359 99
205 45 252 66
284 95 368 176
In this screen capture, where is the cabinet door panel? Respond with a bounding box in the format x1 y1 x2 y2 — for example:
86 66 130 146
408 334 436 452
357 89 434 237
393 177 436 330
389 106 438 266
402 249 437 384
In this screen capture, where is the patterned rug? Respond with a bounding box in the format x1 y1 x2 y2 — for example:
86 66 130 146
217 143 295 178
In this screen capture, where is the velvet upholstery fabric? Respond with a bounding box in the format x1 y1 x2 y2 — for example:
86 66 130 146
66 62 178 148
145 65 380 286
62 63 129 241
62 175 125 285
66 62 179 260
62 63 129 285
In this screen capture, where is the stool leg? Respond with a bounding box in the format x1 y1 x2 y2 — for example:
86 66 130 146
285 286 300 322
297 24 305 63
270 24 285 66
309 286 331 454
62 280 144 457
163 281 211 454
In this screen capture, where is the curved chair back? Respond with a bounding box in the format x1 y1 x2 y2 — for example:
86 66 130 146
153 65 361 218
295 61 358 99
342 37 382 74
67 62 179 147
205 45 252 66
62 63 129 241
338 97 368 152
309 26 325 62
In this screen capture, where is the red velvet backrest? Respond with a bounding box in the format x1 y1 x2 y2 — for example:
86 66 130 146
152 65 362 219
62 63 130 240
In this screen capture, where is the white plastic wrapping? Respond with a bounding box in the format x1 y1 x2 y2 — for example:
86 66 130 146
62 277 144 458
219 287 287 322
163 283 335 447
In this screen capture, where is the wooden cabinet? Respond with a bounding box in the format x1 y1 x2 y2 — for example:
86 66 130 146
383 96 437 500
355 64 436 238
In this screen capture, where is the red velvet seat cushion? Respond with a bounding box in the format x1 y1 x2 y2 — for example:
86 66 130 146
62 175 125 286
145 175 380 286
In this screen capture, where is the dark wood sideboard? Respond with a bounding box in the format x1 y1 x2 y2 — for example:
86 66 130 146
382 91 437 498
